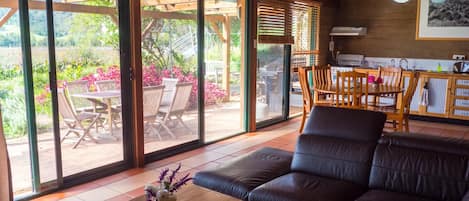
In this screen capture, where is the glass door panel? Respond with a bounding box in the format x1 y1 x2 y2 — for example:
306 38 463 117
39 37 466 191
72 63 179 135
256 44 286 123
141 3 199 154
0 6 33 195
29 3 58 188
53 0 124 176
204 1 245 142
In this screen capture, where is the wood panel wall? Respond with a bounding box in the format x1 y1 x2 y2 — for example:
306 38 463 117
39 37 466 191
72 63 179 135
333 0 469 60
318 0 338 65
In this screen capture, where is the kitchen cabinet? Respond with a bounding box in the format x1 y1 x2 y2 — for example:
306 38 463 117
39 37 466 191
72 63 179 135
418 73 452 118
449 76 469 120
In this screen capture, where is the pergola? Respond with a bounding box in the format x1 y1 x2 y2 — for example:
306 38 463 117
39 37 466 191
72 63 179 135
0 0 241 100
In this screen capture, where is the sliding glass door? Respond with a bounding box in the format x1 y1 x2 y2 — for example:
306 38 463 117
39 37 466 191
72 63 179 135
256 44 287 123
51 0 126 177
1 0 132 197
141 1 200 154
204 0 246 142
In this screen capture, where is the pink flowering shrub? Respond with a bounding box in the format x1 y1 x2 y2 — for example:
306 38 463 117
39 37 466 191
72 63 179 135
80 65 226 108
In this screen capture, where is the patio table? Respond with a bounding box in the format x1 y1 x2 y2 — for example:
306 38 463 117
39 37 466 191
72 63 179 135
71 90 121 134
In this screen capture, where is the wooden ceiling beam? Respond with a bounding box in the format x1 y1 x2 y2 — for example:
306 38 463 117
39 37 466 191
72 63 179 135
0 8 17 28
0 1 225 21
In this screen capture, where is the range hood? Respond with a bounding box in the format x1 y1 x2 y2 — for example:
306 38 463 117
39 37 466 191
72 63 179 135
329 27 367 36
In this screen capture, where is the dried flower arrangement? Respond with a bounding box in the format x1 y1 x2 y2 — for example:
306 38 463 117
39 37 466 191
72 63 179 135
144 164 192 201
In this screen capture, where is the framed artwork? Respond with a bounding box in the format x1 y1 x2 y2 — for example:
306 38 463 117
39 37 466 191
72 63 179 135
416 0 469 40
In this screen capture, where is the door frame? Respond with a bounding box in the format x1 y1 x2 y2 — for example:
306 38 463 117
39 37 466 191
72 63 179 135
15 0 134 199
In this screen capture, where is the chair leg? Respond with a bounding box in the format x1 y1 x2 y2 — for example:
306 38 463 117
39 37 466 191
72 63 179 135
397 120 404 132
404 117 410 133
299 109 307 133
176 115 192 134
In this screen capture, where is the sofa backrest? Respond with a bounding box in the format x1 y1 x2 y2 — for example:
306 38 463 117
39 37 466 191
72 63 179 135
302 106 386 142
291 106 386 186
370 133 469 201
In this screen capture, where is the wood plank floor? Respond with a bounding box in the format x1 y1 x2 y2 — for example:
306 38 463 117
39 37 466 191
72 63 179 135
33 118 469 201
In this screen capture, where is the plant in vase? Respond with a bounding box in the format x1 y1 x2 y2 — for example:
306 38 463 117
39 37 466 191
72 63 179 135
368 75 383 88
145 164 192 201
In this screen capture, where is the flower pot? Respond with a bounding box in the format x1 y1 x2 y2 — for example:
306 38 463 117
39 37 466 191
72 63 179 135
157 189 177 201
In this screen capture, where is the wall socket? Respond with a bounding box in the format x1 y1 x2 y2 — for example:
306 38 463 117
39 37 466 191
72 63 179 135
452 54 466 60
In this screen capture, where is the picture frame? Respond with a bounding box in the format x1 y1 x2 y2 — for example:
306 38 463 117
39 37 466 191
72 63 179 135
416 0 469 40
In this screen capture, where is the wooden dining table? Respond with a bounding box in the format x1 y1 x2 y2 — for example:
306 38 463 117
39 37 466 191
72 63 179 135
313 84 404 106
71 90 121 134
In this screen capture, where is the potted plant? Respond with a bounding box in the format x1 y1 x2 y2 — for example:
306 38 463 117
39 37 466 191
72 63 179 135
144 164 192 201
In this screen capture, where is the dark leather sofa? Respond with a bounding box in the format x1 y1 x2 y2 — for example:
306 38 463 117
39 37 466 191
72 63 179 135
194 106 469 201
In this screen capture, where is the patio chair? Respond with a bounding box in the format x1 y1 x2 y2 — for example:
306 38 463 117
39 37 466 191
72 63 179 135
95 80 121 128
66 80 94 112
143 85 165 140
158 82 193 138
161 78 179 106
57 89 101 149
0 105 13 201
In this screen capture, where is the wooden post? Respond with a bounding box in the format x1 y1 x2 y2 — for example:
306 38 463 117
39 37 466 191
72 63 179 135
0 8 17 29
130 0 144 168
222 15 231 101
239 0 246 130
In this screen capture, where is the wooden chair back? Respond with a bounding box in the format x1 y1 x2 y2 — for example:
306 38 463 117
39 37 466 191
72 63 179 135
379 66 403 88
298 67 313 113
312 65 332 89
66 80 91 110
161 78 179 105
336 71 369 108
57 89 78 122
95 80 117 92
400 72 419 115
0 104 13 201
169 83 193 114
143 85 165 118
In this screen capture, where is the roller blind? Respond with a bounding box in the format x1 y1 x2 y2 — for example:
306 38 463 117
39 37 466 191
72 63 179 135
257 0 320 45
291 1 320 67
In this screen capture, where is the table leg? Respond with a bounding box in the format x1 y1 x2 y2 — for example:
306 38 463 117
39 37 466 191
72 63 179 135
107 98 113 135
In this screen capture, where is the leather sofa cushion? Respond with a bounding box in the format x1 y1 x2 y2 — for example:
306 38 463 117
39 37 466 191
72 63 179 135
356 190 437 201
303 106 386 142
369 133 469 201
193 147 293 201
248 172 367 201
291 134 376 186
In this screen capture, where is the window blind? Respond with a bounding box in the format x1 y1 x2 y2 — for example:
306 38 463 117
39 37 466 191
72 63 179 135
290 1 320 67
257 0 320 49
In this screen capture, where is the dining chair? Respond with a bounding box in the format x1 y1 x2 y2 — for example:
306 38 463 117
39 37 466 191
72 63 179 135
375 66 403 107
298 66 313 133
380 72 419 132
143 85 165 140
158 83 193 138
57 89 101 149
312 65 334 105
66 80 93 112
95 80 121 128
335 71 369 109
95 80 118 92
161 78 179 106
0 104 13 201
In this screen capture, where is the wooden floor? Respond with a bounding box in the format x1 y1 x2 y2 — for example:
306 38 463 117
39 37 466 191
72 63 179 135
33 118 469 201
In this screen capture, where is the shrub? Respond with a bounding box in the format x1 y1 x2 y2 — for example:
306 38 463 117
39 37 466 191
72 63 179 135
80 65 227 108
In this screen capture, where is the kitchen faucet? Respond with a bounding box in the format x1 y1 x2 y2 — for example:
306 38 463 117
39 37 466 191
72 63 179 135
399 58 409 70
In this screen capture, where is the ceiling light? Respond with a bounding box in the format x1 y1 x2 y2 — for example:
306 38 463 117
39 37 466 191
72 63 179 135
393 0 409 3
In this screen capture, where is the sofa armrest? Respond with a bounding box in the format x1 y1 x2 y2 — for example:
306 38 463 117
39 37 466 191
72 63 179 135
462 191 469 201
